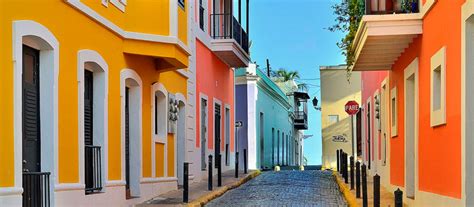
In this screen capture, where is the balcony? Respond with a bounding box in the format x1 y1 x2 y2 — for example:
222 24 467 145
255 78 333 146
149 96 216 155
294 92 310 130
351 0 422 71
210 13 250 68
23 172 51 207
294 111 308 130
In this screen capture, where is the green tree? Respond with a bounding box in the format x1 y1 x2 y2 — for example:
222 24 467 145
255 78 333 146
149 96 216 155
328 0 365 68
276 68 300 82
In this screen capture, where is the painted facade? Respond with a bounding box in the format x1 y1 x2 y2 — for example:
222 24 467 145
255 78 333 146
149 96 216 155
0 1 191 206
235 64 306 170
193 0 250 180
349 0 474 206
319 66 361 170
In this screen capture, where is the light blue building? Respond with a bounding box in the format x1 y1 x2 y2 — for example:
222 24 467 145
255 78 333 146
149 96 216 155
235 64 309 170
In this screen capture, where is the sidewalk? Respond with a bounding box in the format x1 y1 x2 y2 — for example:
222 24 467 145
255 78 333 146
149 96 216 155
138 170 259 207
334 171 402 207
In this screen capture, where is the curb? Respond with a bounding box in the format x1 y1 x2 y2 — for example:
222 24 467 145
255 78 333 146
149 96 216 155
187 170 261 207
333 171 358 207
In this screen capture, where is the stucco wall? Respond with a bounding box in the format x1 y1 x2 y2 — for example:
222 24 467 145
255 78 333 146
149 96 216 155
320 69 361 170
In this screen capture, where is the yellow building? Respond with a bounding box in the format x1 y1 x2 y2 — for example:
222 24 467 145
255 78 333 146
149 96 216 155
0 0 190 206
319 65 361 170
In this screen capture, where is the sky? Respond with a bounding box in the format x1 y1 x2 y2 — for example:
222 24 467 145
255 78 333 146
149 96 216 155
246 0 345 165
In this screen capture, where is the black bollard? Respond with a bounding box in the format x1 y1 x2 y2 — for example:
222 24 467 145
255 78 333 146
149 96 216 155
244 149 248 174
217 154 222 187
183 162 189 203
394 188 403 207
339 150 344 174
235 152 239 178
343 153 348 184
337 149 340 172
356 161 361 198
362 164 368 207
208 155 213 191
350 156 354 190
374 174 380 207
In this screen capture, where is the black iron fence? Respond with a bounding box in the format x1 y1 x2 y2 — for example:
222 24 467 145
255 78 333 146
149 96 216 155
211 13 249 53
85 145 102 194
23 172 50 207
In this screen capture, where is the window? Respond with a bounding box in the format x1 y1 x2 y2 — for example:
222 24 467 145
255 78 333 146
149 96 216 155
328 115 339 124
391 87 398 137
199 0 206 31
430 46 446 127
154 91 167 139
178 0 185 10
110 0 126 12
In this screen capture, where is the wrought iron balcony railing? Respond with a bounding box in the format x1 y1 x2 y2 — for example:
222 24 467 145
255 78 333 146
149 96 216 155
365 0 419 15
211 13 249 53
85 145 102 194
23 172 50 207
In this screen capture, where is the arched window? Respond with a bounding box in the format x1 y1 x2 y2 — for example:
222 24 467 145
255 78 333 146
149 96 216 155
13 20 59 206
77 50 108 194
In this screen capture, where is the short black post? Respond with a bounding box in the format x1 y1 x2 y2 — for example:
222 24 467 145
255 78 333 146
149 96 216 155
362 164 368 207
337 149 340 172
356 161 361 198
394 188 403 207
235 152 239 178
217 154 222 187
343 153 348 184
183 162 189 203
244 149 248 174
339 150 343 174
208 155 213 191
374 174 380 207
350 156 354 190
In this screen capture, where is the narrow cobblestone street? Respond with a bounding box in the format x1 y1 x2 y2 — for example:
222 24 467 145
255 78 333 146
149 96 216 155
206 170 347 207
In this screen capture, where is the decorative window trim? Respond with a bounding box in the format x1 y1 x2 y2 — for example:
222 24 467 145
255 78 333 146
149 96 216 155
109 0 125 12
77 49 109 191
151 83 168 144
12 20 59 195
101 0 108 7
430 46 447 127
120 68 143 197
224 104 231 166
391 87 398 137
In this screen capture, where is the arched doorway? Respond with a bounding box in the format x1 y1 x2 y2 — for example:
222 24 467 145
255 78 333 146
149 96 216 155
13 20 59 207
120 69 142 198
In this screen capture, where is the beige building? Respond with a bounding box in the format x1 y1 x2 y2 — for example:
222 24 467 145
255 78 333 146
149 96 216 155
320 65 361 170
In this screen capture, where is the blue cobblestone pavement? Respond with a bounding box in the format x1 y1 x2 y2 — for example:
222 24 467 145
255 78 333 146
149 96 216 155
206 170 347 207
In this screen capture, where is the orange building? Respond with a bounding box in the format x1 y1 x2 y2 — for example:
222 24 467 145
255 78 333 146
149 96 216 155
352 0 474 206
192 0 250 178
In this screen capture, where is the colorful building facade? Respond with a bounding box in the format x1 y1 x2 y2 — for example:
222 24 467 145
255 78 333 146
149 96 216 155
0 0 191 206
350 0 474 206
319 65 361 170
235 64 307 170
193 0 250 178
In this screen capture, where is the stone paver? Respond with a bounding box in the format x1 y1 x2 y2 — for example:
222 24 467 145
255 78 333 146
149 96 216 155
138 170 254 207
206 170 347 207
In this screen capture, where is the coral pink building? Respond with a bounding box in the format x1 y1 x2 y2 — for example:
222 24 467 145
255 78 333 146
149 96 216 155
352 0 474 206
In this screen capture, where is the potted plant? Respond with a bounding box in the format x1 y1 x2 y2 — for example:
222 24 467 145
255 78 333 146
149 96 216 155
402 0 419 13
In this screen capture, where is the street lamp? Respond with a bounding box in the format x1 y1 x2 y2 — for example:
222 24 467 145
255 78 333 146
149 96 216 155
312 97 321 111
